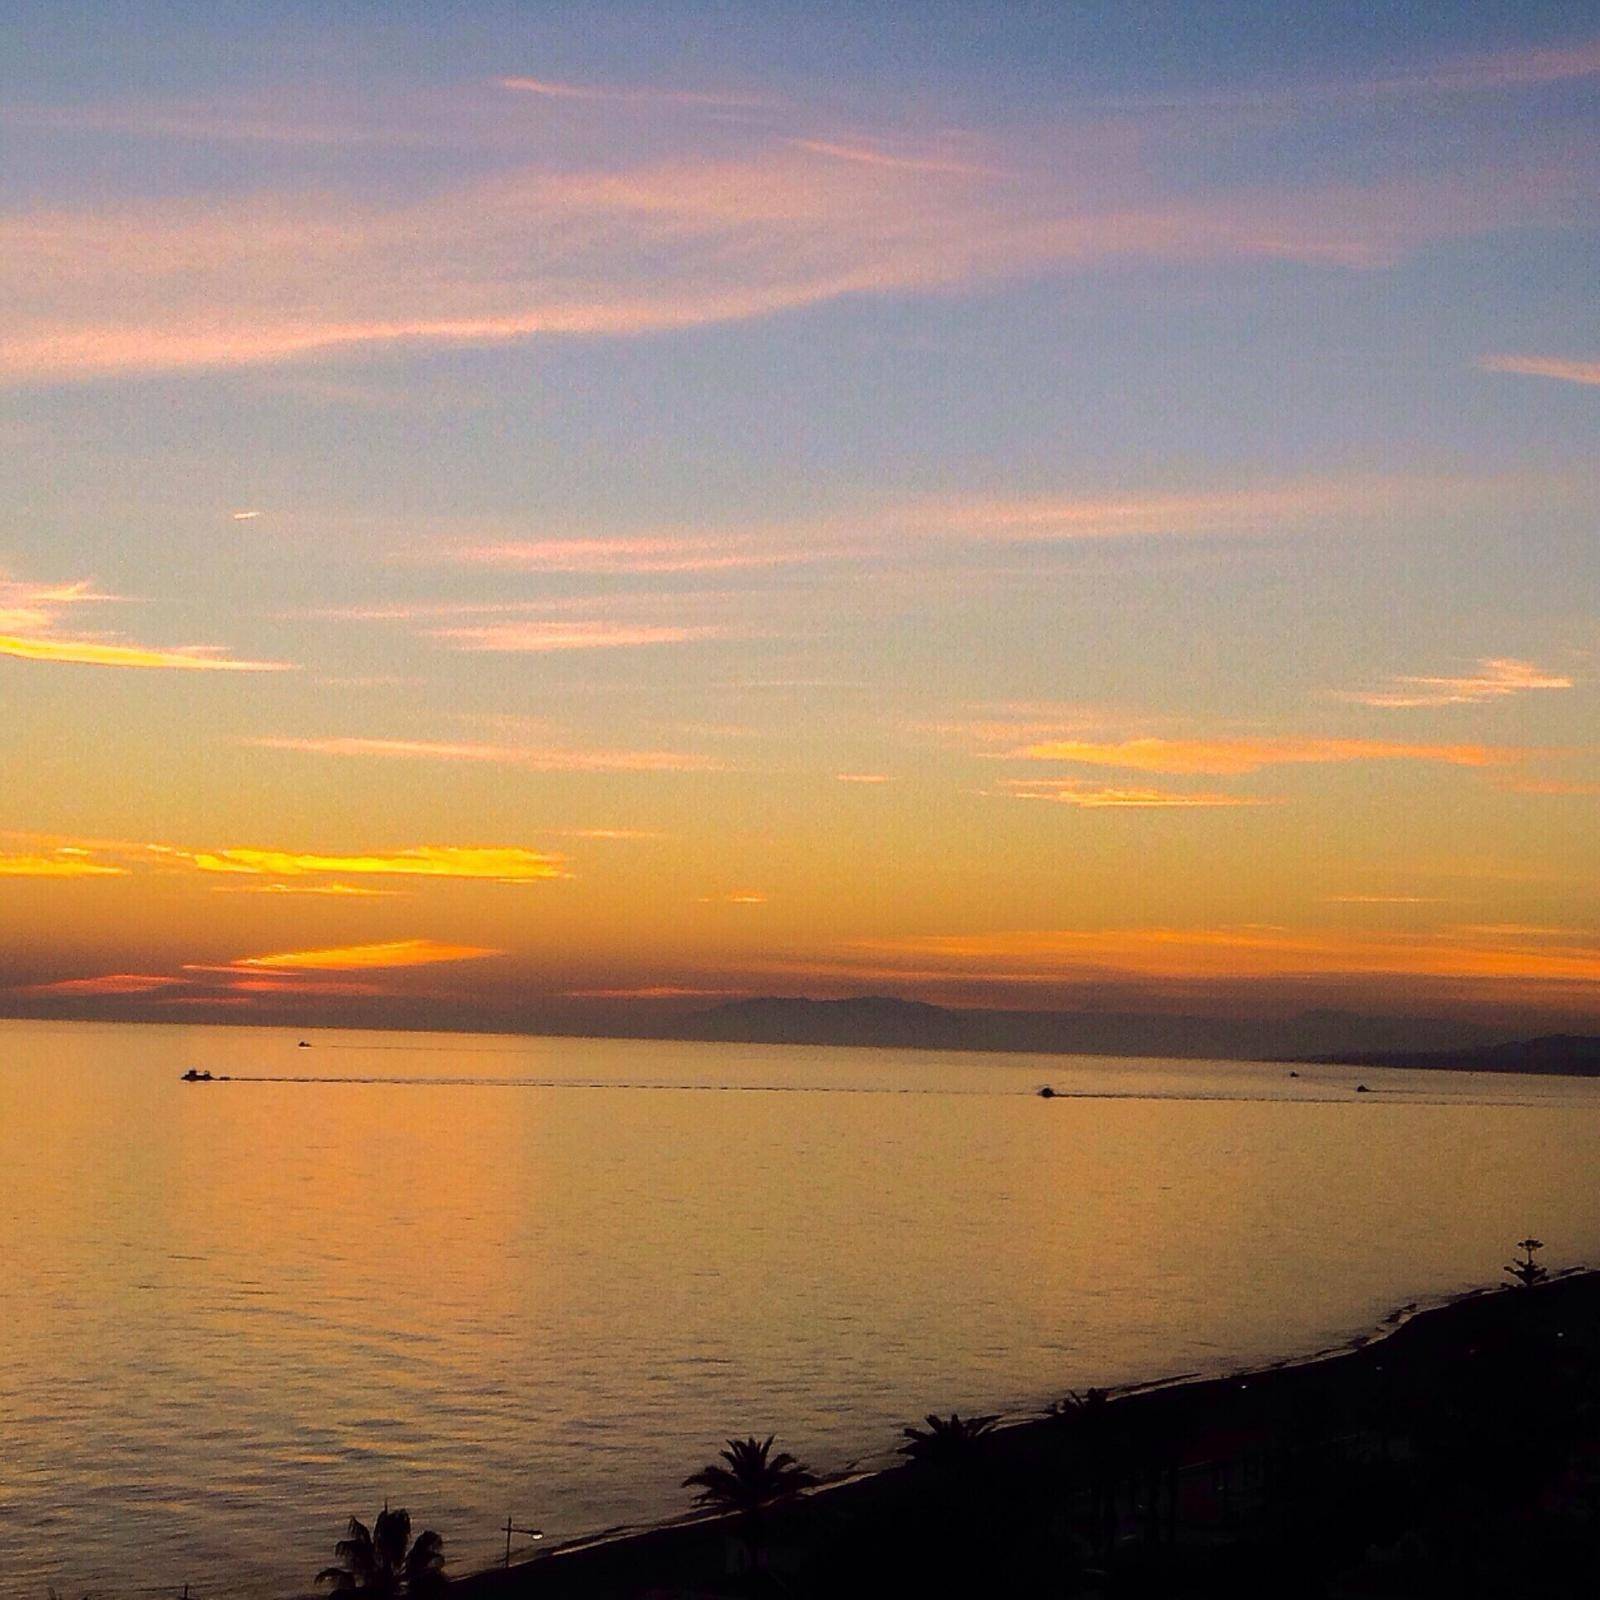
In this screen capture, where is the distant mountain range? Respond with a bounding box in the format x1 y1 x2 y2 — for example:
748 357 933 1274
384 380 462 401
1313 1034 1600 1076
668 995 1527 1065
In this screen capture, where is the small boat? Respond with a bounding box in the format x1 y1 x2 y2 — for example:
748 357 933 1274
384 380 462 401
297 1040 311 1048
1355 1083 1371 1094
1037 1086 1057 1099
181 1069 214 1082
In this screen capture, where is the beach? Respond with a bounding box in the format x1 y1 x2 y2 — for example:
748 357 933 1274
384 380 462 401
449 1270 1600 1597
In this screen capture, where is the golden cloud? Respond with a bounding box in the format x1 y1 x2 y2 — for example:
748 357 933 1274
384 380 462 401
0 851 128 877
1338 656 1573 708
1015 736 1521 775
0 635 292 671
183 845 567 883
997 777 1273 808
230 939 506 971
245 735 724 772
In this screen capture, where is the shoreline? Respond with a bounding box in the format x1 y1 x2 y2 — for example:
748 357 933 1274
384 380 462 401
441 1267 1600 1597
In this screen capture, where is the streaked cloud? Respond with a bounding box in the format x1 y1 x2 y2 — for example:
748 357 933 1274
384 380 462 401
231 939 505 971
208 881 397 897
853 924 1600 986
835 772 892 784
0 635 293 671
1337 656 1573 708
995 777 1274 808
495 75 772 111
452 536 802 574
898 479 1421 543
0 851 128 878
0 117 1581 383
12 973 187 997
698 891 769 904
1014 736 1523 775
245 735 723 772
430 620 732 653
1480 355 1600 387
180 845 567 883
1323 894 1451 905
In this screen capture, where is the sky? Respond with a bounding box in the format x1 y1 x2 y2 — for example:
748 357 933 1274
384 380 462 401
1 1 1596 1035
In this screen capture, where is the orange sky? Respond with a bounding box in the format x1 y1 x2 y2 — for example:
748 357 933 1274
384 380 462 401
2 11 1596 1037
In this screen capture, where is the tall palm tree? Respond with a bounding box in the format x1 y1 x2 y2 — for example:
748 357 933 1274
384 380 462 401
316 1506 446 1596
684 1436 816 1585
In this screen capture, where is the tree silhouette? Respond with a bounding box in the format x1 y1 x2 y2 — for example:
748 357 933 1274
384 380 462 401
316 1506 446 1596
897 1411 1000 1470
683 1434 817 1518
1505 1237 1548 1289
684 1436 816 1583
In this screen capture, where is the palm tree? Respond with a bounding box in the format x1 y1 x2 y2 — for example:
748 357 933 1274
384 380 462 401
684 1434 817 1518
1505 1236 1548 1288
316 1506 446 1596
897 1411 999 1471
684 1436 816 1583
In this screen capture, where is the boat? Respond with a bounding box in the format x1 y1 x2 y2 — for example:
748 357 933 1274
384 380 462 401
181 1069 214 1082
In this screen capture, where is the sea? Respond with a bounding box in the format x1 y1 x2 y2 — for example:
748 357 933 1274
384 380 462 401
4 1018 1599 1597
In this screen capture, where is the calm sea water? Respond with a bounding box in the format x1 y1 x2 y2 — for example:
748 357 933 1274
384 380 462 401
5 1019 1599 1597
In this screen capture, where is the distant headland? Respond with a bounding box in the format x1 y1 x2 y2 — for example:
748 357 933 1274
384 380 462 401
663 995 1595 1074
1310 1033 1600 1076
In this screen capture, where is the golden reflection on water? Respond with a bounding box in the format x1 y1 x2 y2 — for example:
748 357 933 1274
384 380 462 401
4 1020 1600 1596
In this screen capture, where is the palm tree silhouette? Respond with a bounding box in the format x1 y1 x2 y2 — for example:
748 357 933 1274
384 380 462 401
897 1411 999 1469
316 1506 446 1596
684 1435 817 1517
684 1436 816 1583
1505 1237 1549 1289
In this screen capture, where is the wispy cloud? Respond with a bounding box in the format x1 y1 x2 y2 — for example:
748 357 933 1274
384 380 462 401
244 735 723 772
995 777 1274 808
1013 736 1524 775
13 973 186 996
1480 355 1600 387
0 118 1580 383
896 473 1531 545
430 620 733 653
176 845 567 883
1323 894 1451 905
0 635 292 671
1092 35 1600 110
496 76 772 111
208 881 397 897
0 850 128 878
0 568 291 671
852 923 1600 986
452 536 804 574
1337 656 1573 708
230 939 505 971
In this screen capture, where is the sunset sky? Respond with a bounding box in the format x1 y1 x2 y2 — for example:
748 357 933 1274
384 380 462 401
2 1 1596 1033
